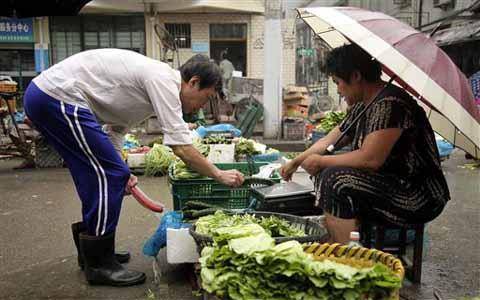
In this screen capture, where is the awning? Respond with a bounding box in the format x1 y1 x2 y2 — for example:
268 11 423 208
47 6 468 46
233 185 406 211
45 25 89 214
433 20 480 46
81 0 264 14
2 0 92 17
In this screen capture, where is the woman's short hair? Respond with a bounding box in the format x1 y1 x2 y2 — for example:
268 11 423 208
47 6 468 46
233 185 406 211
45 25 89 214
324 43 382 83
179 54 223 94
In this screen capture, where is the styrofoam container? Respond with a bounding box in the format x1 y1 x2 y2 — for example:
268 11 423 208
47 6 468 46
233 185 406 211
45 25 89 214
207 144 235 163
127 153 146 168
166 228 199 264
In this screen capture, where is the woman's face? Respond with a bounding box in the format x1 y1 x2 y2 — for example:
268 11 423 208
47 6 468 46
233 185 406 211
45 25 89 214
332 75 360 106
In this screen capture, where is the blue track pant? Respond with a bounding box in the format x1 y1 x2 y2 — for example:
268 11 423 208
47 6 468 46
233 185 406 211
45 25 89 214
24 82 130 236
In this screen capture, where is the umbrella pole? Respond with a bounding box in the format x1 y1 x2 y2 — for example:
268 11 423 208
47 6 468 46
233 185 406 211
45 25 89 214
325 76 396 154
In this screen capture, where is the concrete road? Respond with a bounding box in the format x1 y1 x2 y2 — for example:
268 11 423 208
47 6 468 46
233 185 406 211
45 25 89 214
0 150 478 299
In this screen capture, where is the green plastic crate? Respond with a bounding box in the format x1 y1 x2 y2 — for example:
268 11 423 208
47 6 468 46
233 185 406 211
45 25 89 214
168 162 281 210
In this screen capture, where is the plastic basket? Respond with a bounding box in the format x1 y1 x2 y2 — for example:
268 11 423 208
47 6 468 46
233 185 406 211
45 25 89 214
189 211 329 253
0 83 17 93
303 243 404 300
169 162 281 210
282 117 305 140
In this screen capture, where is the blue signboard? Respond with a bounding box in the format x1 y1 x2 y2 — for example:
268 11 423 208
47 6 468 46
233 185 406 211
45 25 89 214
192 42 209 53
35 44 50 72
0 18 34 43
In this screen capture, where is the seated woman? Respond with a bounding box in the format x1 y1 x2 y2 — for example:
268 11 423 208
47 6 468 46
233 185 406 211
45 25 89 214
281 44 450 244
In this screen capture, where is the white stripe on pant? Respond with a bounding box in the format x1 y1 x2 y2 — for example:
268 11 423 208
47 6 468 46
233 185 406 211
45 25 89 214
61 102 109 235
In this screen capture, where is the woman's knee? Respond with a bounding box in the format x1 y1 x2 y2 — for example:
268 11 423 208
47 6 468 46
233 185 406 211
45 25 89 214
318 167 355 195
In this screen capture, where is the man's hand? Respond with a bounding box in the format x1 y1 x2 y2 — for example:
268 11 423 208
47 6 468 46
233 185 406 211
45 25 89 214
125 174 138 195
301 154 323 176
215 169 244 187
280 160 300 182
187 123 198 130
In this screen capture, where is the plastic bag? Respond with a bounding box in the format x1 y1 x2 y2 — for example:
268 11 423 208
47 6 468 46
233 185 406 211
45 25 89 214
143 211 187 257
196 124 242 138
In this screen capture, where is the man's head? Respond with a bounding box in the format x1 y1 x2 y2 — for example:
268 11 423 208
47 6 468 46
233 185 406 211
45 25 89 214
324 43 382 105
179 54 222 114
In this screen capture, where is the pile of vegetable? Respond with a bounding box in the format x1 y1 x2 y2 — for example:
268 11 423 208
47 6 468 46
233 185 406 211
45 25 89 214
144 144 175 176
234 138 261 159
147 137 163 147
170 138 211 179
200 226 402 300
284 152 300 160
193 138 210 156
195 211 305 239
182 201 223 220
172 159 205 180
316 111 347 134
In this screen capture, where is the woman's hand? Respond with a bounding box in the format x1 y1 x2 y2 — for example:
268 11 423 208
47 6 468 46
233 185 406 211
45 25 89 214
280 160 300 181
301 154 324 176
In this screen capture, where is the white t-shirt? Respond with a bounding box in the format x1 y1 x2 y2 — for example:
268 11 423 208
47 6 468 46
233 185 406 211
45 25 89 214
33 48 192 149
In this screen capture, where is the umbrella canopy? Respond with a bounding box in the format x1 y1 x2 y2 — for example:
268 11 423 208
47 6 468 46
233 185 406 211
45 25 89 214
297 6 480 159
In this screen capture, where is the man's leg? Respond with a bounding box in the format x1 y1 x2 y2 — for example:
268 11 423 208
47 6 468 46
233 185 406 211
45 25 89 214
23 82 145 286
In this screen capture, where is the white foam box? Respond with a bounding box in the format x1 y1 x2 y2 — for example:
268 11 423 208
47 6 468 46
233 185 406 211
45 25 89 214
127 153 146 168
207 144 235 163
166 228 199 264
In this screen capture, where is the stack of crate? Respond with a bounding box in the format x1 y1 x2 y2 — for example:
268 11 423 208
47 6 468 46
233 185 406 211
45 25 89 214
282 86 310 140
282 86 310 118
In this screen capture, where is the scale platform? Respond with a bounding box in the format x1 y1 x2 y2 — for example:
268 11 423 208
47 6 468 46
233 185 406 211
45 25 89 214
252 182 322 216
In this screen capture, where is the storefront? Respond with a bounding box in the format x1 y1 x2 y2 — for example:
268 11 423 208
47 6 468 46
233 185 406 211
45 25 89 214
49 15 146 64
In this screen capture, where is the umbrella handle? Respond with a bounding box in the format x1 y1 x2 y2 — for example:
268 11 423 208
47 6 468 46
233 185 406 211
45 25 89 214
130 185 164 213
326 76 396 155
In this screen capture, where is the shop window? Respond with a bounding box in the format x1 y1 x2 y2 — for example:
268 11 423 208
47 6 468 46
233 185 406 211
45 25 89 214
50 15 145 63
0 49 35 92
164 23 191 48
210 24 247 40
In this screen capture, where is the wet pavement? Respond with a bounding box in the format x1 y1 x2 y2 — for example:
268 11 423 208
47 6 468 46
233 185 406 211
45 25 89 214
0 150 478 299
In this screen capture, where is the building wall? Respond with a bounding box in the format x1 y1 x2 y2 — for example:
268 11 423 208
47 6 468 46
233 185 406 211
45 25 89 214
147 12 296 87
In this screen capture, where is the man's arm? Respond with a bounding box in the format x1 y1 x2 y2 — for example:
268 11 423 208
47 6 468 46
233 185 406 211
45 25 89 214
170 144 244 187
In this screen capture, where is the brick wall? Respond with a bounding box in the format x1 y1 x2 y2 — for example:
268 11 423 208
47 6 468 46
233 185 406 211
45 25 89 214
150 13 296 87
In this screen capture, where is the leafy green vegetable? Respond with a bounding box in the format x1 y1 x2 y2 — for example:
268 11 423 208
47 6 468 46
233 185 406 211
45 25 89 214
195 211 305 241
144 144 175 176
147 137 163 147
199 235 402 300
234 138 261 159
317 111 347 133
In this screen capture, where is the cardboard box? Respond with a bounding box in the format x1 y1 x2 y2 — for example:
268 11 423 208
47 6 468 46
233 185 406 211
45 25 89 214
283 104 309 118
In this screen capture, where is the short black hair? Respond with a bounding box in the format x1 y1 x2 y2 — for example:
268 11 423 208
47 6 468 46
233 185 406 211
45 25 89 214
179 54 223 94
324 43 382 83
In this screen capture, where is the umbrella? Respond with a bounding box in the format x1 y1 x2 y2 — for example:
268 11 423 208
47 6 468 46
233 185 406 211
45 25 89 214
297 6 480 159
470 71 480 102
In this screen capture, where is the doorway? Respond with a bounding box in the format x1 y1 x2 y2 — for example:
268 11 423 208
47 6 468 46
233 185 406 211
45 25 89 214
209 24 247 76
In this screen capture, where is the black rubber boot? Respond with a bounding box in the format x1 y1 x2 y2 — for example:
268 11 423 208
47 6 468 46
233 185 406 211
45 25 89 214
79 232 146 286
72 222 130 270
